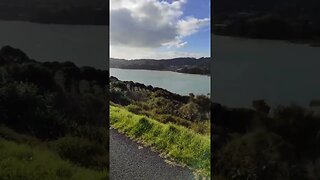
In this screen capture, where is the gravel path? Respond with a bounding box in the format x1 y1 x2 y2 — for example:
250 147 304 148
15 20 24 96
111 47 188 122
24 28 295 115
109 128 196 180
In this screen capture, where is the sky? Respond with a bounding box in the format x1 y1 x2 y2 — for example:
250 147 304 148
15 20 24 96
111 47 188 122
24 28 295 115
110 0 210 59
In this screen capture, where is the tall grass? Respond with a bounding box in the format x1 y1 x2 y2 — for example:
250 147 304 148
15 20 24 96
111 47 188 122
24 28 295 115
0 139 107 180
110 105 211 176
0 125 39 145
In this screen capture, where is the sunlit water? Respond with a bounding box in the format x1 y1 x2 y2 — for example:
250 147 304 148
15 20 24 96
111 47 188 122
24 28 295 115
110 68 210 96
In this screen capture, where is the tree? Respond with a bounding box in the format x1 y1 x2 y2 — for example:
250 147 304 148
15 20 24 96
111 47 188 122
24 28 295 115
252 100 270 115
178 102 201 121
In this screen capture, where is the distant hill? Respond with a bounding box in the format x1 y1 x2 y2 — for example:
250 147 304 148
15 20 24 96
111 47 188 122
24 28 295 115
110 57 210 75
213 0 320 42
0 0 107 25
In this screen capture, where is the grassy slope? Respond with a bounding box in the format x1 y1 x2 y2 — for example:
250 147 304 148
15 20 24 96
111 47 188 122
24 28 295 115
0 127 108 180
110 105 211 176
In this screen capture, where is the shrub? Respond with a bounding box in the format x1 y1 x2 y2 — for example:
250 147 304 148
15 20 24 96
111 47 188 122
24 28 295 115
70 125 108 147
0 139 107 180
0 125 39 145
51 136 108 170
178 102 201 121
0 82 67 140
110 89 130 105
215 131 304 180
126 104 142 114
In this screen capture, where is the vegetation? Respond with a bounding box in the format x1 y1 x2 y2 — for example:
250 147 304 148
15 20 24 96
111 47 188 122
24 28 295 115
0 46 108 178
213 0 320 43
110 105 210 176
110 76 211 135
110 57 210 75
213 100 320 179
110 75 211 176
0 139 107 180
0 0 107 25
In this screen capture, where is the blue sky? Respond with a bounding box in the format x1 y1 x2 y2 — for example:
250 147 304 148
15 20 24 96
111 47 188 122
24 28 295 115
181 0 210 19
172 0 210 57
110 0 210 59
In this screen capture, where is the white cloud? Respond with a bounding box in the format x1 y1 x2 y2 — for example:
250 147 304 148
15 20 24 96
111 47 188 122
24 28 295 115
110 45 207 59
110 0 209 59
177 16 210 37
161 37 187 48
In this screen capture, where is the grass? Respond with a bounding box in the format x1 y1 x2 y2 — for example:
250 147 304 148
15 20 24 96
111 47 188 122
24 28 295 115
0 126 40 146
0 139 107 180
110 105 211 176
125 103 211 135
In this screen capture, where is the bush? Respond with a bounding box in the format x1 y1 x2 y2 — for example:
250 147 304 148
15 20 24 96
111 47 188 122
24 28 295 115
126 104 142 114
215 131 304 180
0 126 39 145
51 136 108 170
110 89 130 105
0 139 107 180
70 125 108 147
191 121 210 135
61 94 106 126
0 82 67 139
178 102 201 121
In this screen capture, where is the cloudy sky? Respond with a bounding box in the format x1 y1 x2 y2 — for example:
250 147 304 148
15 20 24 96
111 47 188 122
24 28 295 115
110 0 210 59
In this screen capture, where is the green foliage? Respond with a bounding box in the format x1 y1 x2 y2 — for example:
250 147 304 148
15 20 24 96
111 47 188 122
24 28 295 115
126 104 143 114
110 89 131 105
70 125 108 147
212 101 320 179
271 105 320 158
51 136 108 170
10 63 58 92
178 102 201 121
0 126 39 145
216 131 299 180
0 139 107 180
0 82 66 139
190 121 211 135
110 77 210 127
213 1 320 41
0 0 107 25
252 100 270 115
148 97 177 114
110 105 210 176
0 46 108 175
110 77 211 135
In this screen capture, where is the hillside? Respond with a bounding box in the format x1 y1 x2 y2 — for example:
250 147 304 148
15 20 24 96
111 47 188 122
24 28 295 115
110 105 210 176
110 57 210 75
212 100 320 179
213 0 320 43
0 46 108 178
110 76 211 134
110 75 211 176
0 135 107 179
0 0 107 25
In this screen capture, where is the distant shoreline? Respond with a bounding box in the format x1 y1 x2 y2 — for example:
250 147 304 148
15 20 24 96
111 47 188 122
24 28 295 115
0 19 107 26
110 58 211 76
110 67 210 76
213 32 320 47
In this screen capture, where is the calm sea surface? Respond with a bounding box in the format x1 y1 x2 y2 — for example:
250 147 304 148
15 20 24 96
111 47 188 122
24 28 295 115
0 20 108 69
110 68 210 96
213 35 320 107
